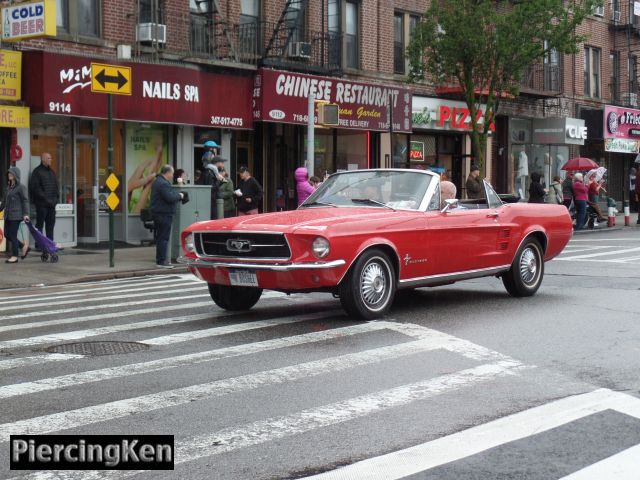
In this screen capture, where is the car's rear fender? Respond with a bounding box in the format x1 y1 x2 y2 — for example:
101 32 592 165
336 238 401 285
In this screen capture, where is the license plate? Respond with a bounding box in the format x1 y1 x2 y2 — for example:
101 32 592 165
228 269 258 287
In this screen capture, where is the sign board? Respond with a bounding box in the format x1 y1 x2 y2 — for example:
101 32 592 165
604 105 640 154
91 63 132 95
1 0 56 42
23 52 253 129
532 117 587 145
412 96 494 133
409 141 425 161
0 50 21 100
0 105 29 128
253 69 412 133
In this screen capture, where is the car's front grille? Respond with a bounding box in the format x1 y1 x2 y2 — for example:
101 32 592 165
196 232 291 260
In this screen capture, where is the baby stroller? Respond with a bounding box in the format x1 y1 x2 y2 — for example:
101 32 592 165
26 220 60 263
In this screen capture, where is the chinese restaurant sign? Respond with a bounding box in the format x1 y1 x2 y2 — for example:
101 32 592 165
22 52 253 129
0 50 21 100
253 68 412 133
1 0 56 42
604 105 640 153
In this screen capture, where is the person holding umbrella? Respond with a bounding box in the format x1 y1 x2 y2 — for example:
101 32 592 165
573 172 589 230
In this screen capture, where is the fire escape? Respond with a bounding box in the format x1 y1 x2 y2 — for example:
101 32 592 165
190 0 239 62
610 0 640 108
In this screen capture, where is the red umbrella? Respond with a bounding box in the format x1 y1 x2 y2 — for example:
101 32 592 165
561 157 599 171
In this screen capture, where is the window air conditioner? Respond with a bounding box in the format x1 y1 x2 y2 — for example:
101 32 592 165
622 92 638 106
613 10 621 22
137 23 167 44
288 41 312 59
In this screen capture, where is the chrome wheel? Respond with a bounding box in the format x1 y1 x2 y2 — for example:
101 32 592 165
519 247 538 285
359 257 391 311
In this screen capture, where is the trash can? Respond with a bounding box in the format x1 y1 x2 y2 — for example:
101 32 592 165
169 184 211 261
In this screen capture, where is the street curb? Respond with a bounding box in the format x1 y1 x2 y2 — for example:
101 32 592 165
64 266 190 285
572 225 639 234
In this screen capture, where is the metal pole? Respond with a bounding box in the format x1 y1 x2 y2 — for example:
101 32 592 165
307 93 315 174
389 91 394 167
108 94 114 268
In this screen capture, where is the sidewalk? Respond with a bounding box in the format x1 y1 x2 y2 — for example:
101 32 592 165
0 244 187 290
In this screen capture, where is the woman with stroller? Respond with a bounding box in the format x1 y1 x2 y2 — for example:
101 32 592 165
1 167 30 263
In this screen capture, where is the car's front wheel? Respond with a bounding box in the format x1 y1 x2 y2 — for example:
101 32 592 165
339 249 396 319
208 284 263 311
502 238 544 297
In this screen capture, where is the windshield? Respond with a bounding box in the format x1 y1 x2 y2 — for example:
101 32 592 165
301 170 433 211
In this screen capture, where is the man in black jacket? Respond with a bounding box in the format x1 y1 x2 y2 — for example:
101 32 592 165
29 152 59 243
235 166 263 216
150 165 184 268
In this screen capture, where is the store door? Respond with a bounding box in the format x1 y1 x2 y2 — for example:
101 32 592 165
76 137 99 243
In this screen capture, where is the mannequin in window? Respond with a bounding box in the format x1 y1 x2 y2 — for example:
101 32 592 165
515 150 528 199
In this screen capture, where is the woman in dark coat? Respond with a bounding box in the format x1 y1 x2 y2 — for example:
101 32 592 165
1 167 30 263
528 171 547 203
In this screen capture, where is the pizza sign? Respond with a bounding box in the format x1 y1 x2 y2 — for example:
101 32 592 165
410 141 425 161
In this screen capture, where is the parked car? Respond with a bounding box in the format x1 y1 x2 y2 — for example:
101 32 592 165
179 169 573 319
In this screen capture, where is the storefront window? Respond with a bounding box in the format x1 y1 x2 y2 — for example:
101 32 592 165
313 130 334 178
96 121 125 213
392 133 408 168
336 130 367 171
511 143 568 200
30 118 73 207
126 123 168 214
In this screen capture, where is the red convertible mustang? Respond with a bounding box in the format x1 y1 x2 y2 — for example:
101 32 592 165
179 169 573 319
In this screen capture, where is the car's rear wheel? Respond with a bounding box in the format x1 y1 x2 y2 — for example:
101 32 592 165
502 238 544 297
208 284 263 311
339 249 396 319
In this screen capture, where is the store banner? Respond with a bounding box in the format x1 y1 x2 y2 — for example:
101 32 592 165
604 105 640 153
126 124 169 214
1 0 56 42
22 51 253 128
253 68 412 133
0 105 29 128
0 49 21 100
412 96 494 133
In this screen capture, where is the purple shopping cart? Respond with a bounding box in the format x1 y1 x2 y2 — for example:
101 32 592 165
25 220 60 263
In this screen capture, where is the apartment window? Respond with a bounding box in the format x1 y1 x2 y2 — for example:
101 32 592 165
630 55 638 93
610 51 620 101
285 0 305 44
584 47 601 98
345 1 358 69
394 13 404 74
57 0 100 37
543 41 559 91
240 0 261 57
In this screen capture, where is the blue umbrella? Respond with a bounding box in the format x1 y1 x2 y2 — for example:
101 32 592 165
204 140 219 148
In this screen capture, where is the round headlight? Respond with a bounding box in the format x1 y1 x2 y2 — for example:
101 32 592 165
312 236 330 258
184 233 195 253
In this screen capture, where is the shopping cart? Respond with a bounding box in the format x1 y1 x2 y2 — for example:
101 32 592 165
25 220 60 263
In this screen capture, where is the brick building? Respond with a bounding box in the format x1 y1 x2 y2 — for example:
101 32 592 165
0 1 636 247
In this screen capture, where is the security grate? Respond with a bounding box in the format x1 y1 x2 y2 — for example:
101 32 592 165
45 341 150 356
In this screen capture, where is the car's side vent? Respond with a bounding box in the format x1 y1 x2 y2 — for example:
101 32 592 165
498 242 510 251
498 229 511 239
497 229 511 251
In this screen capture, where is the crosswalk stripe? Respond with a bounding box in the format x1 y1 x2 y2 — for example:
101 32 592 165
0 289 207 321
557 444 640 480
0 299 213 337
302 388 640 480
557 246 640 261
0 354 84 371
0 278 199 307
0 275 187 300
0 320 373 400
0 331 464 441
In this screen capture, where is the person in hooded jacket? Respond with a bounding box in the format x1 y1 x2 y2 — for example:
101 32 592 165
528 171 547 203
1 167 30 263
295 167 315 206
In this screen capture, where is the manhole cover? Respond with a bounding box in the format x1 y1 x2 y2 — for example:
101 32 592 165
45 341 150 356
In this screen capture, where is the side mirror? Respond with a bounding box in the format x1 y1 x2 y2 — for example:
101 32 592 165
440 198 458 214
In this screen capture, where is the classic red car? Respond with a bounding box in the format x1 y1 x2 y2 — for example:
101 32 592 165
179 169 573 319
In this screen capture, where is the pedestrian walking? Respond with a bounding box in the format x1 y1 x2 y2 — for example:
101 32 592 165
562 172 574 209
295 167 315 206
150 165 184 268
573 172 588 230
465 164 483 199
1 167 30 263
235 166 262 216
28 152 58 245
216 161 236 218
201 154 224 219
528 172 547 203
549 176 563 204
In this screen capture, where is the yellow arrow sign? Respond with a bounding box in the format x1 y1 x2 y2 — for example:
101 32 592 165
91 63 131 95
106 192 120 211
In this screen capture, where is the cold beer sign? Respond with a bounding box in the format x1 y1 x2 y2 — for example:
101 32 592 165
2 0 56 42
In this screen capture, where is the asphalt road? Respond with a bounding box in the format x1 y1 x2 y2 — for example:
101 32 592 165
1 229 639 479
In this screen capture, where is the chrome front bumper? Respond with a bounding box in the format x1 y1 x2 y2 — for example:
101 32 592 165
177 256 346 271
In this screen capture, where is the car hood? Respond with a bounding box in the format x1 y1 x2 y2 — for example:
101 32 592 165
188 207 407 234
